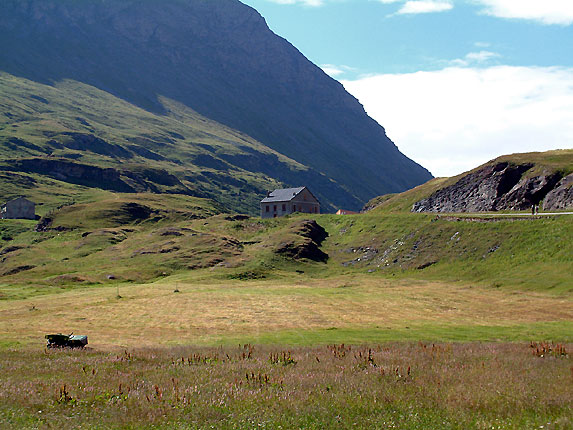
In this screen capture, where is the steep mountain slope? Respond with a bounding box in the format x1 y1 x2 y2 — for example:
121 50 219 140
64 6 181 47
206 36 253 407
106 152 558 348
363 150 573 213
0 73 337 214
0 0 432 211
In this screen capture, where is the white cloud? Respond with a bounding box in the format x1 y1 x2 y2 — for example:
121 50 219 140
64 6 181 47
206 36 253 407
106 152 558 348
474 0 573 25
321 64 357 77
465 50 499 62
322 65 345 77
263 0 573 22
450 50 501 66
342 66 573 177
397 0 453 14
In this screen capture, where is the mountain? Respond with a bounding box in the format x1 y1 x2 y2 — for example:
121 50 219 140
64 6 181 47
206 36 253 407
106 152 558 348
363 150 573 213
0 0 432 212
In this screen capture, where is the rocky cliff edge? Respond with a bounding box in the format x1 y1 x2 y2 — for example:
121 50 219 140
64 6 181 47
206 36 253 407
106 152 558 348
411 151 573 213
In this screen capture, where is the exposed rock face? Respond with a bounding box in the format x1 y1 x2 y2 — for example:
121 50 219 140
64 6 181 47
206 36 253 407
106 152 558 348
543 174 573 211
0 0 432 210
497 172 563 210
413 161 572 213
412 163 533 213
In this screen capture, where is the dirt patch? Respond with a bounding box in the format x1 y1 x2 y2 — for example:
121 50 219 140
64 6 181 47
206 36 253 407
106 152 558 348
35 215 54 232
224 215 250 221
274 219 328 262
50 274 89 284
159 230 184 237
156 227 197 237
417 261 437 270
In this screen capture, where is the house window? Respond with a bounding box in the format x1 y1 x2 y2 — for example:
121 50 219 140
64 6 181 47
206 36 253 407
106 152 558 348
273 205 277 212
293 205 296 212
282 204 286 211
266 205 269 212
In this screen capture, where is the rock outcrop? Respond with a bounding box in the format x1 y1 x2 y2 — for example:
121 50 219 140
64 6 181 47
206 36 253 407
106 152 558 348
497 172 563 210
413 163 532 212
6 158 135 193
413 162 571 213
543 174 573 211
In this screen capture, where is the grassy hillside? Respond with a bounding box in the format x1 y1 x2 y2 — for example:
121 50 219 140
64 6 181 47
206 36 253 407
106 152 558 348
0 72 327 214
3 199 571 296
320 211 572 293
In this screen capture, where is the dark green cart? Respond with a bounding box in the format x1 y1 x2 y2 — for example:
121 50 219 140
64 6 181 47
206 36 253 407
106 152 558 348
45 333 88 348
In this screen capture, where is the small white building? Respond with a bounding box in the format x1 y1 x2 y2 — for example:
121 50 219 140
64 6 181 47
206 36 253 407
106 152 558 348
260 187 320 218
1 197 36 220
336 209 359 215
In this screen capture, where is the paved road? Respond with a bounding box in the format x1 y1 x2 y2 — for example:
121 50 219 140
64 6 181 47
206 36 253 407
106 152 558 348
446 212 573 217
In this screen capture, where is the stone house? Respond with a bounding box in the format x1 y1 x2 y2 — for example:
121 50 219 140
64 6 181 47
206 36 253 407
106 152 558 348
260 187 320 218
1 197 36 220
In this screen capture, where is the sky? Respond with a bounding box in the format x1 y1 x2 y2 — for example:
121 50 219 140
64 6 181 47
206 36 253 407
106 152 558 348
241 0 573 177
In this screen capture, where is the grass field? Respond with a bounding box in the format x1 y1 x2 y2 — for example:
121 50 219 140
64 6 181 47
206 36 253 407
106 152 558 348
1 211 571 428
1 276 572 349
1 151 572 428
0 342 571 429
1 198 571 349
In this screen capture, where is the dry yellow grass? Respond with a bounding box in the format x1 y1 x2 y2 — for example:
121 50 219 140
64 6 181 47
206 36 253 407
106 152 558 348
1 276 570 348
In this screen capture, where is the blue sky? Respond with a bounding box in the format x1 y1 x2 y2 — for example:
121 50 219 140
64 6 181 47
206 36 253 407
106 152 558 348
242 0 573 176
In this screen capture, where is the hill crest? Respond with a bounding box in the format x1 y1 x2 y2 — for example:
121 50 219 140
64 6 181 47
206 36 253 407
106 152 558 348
364 150 573 213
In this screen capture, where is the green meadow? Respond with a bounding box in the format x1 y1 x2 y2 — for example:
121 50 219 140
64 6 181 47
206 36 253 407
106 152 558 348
1 192 571 428
1 139 572 428
1 189 571 347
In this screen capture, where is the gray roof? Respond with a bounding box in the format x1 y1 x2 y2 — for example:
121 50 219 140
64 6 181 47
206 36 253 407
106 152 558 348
261 187 306 203
4 196 34 205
